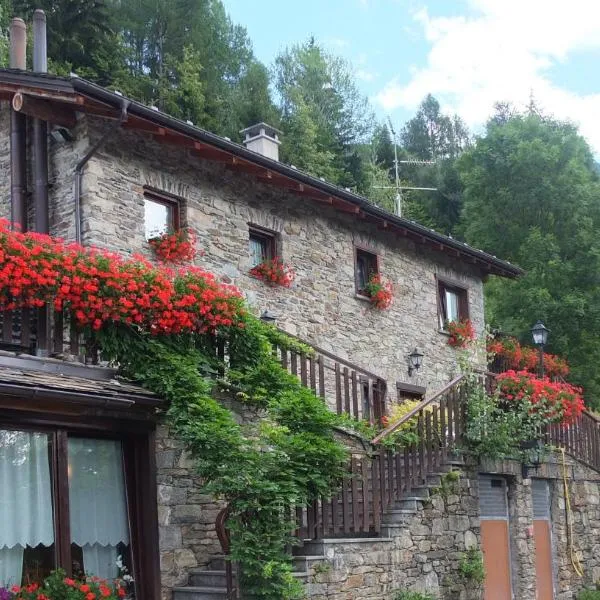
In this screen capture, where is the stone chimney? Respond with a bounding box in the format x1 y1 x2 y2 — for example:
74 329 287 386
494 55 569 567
240 122 281 161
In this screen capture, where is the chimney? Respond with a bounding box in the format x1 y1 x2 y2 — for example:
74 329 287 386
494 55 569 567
240 122 281 161
9 18 27 70
32 9 47 72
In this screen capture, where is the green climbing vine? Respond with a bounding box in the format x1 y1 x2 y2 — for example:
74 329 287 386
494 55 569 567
96 318 347 600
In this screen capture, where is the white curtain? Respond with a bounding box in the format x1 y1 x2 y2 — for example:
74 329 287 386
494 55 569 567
445 289 460 323
0 431 54 587
68 439 129 581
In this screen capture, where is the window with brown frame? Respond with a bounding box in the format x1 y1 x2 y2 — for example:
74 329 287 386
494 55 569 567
248 225 276 268
355 248 379 295
143 189 180 240
0 426 141 595
437 278 469 329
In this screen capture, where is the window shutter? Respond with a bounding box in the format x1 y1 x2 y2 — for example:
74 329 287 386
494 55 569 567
532 479 550 520
479 476 508 518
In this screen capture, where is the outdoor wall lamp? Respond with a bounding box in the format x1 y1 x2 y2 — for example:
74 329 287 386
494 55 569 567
520 439 544 479
407 348 424 376
531 320 550 378
260 310 278 323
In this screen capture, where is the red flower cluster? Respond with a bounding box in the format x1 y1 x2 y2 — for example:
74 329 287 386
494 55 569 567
447 319 475 348
148 228 196 263
9 575 125 600
487 336 569 378
496 370 584 424
249 257 295 287
364 274 393 310
0 220 244 335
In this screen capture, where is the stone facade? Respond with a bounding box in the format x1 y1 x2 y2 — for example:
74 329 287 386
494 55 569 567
304 469 483 600
38 116 485 397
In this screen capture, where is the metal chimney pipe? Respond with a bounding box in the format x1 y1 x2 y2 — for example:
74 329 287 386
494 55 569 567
9 18 26 70
33 10 48 72
9 18 27 231
32 8 49 235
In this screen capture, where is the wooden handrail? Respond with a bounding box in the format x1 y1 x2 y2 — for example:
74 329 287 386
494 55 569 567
272 328 385 381
371 374 465 445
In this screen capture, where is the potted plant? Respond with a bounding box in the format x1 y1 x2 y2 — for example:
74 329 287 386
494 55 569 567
447 318 475 348
148 227 196 263
249 257 295 287
364 273 393 310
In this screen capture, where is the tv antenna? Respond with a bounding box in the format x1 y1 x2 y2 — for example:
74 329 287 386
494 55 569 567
372 118 437 218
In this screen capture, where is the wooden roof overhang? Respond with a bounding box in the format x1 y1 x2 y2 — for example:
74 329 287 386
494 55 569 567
0 69 523 278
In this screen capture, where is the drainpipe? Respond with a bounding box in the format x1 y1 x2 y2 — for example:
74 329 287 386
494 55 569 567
32 9 49 234
74 99 130 244
9 17 27 231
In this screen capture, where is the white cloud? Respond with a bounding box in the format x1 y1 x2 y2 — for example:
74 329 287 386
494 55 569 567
356 68 377 82
375 0 600 152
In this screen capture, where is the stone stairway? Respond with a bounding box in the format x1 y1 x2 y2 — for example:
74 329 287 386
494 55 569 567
172 554 309 600
172 458 464 599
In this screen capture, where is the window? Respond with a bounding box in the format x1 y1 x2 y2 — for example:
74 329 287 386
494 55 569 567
0 428 133 591
355 248 379 295
248 226 276 268
437 278 469 329
143 190 179 240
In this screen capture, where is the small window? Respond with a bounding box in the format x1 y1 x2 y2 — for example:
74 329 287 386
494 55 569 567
144 190 179 239
437 278 469 329
248 226 276 268
355 248 379 295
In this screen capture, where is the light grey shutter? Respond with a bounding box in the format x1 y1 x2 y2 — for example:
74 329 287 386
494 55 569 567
532 479 550 520
479 475 508 518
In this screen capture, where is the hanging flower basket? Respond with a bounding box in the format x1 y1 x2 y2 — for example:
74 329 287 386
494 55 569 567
487 336 569 378
364 274 393 310
496 369 584 425
249 257 295 287
148 228 196 263
447 318 475 348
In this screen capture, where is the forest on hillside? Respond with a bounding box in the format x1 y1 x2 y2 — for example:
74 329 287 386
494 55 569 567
1 0 600 406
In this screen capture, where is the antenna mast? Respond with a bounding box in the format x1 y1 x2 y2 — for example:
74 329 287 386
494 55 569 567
372 118 438 218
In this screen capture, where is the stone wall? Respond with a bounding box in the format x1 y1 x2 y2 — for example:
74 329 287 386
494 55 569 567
65 117 485 396
155 424 224 598
305 469 483 600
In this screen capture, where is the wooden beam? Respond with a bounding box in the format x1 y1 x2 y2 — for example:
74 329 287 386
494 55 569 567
12 92 77 129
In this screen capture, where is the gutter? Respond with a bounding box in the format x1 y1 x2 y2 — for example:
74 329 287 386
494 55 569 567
0 381 163 410
74 98 130 243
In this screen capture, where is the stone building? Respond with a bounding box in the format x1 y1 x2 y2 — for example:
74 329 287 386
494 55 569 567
0 60 597 600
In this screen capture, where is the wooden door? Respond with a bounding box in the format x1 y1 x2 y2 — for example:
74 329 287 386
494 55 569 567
479 476 512 600
532 479 554 600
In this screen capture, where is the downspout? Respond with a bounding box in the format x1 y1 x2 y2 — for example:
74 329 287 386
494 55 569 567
9 18 27 231
74 99 130 243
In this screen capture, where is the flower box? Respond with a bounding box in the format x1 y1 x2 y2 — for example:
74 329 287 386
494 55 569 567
249 257 295 287
148 228 196 263
364 274 392 310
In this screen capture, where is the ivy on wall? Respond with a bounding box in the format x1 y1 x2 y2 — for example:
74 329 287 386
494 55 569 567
0 223 348 600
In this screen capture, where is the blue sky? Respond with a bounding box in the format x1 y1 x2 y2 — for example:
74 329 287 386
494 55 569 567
223 0 600 152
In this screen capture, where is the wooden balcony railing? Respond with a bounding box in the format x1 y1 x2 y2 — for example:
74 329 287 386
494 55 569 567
0 307 97 362
269 338 387 424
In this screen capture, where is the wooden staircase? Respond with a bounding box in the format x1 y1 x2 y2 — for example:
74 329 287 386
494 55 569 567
171 339 474 599
171 336 600 599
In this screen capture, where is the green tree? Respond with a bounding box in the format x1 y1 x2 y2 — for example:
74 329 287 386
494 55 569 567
275 38 374 187
458 110 600 404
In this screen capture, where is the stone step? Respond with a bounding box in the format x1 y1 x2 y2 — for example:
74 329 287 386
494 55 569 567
381 508 416 524
208 556 226 570
292 554 327 572
189 570 231 588
173 586 229 600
